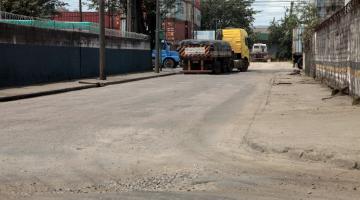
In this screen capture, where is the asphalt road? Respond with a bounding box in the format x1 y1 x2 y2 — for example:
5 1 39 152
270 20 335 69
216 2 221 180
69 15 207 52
0 62 359 199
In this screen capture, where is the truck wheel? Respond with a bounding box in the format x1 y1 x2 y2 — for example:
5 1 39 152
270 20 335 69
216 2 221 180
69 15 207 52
224 59 233 72
163 58 176 68
238 60 245 72
243 59 249 72
214 61 222 74
227 65 233 73
238 59 249 72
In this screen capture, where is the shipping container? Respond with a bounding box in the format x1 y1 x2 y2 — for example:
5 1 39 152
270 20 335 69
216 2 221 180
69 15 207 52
292 27 303 55
53 12 121 30
163 18 193 43
292 26 304 69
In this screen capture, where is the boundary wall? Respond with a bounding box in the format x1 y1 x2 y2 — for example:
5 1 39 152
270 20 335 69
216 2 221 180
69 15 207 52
0 22 151 88
310 0 360 97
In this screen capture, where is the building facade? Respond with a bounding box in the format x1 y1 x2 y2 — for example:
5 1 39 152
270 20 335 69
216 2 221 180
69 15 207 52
163 0 201 44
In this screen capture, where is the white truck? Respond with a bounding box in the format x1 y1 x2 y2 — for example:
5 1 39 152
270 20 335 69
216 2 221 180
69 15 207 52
292 27 304 69
251 43 269 62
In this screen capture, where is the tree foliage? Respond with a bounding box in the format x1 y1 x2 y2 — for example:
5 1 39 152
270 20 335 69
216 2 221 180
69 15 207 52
268 3 319 59
87 0 177 46
1 0 66 17
200 0 256 34
268 8 299 60
296 3 319 50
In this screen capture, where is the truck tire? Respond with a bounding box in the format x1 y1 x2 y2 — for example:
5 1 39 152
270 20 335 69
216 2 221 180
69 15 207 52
225 59 233 72
243 59 249 72
214 61 222 74
163 58 176 68
238 60 246 72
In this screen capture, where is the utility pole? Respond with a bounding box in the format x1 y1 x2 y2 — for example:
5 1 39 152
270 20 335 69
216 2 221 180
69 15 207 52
155 0 160 73
290 1 294 16
0 0 3 20
127 0 132 32
192 0 195 39
79 0 83 22
99 0 106 80
0 0 2 20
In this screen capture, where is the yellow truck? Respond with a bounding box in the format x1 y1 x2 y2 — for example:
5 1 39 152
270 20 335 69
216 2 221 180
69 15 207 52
219 28 250 72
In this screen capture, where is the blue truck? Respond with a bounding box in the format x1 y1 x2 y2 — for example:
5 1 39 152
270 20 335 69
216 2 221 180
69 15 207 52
152 41 180 68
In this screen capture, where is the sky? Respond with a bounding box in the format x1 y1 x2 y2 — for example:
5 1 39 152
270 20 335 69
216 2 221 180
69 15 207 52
64 0 306 27
252 0 292 26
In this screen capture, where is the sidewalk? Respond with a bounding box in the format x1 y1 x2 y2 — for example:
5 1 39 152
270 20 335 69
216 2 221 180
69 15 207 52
244 72 360 170
0 69 181 102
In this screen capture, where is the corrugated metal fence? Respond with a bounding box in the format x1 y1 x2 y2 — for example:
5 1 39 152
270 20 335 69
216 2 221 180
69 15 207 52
311 0 360 97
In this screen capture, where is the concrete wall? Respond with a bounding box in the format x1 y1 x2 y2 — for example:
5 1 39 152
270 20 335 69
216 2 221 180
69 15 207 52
312 0 360 98
0 22 151 88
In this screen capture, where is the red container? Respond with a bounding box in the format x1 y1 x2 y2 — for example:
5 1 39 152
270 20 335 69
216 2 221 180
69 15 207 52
53 12 121 30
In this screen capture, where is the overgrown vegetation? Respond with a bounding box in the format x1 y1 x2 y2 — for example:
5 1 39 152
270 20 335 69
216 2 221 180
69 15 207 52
0 0 66 17
200 0 256 33
88 0 176 47
297 3 320 51
268 3 319 59
268 8 298 60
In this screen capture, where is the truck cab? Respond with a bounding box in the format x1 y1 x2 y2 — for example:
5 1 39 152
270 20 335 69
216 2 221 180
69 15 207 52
251 43 269 62
219 28 250 72
152 41 180 68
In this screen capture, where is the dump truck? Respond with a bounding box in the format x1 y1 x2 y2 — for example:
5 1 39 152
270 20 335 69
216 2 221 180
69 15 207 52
218 28 250 72
178 40 233 74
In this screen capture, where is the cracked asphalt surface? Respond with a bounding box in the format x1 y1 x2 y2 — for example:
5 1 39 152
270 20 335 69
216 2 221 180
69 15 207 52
0 62 359 199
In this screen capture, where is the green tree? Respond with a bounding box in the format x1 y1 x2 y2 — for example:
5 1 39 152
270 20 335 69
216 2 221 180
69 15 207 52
268 8 299 60
296 3 319 50
200 0 256 34
88 0 177 46
1 0 66 17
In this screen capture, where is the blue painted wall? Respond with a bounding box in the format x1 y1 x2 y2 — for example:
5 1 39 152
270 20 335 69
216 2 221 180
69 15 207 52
0 22 152 88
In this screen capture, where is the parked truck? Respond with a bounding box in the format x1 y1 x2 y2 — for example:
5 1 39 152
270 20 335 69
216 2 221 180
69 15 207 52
219 28 250 72
152 40 180 68
292 27 304 69
251 43 269 62
178 39 233 74
178 28 250 74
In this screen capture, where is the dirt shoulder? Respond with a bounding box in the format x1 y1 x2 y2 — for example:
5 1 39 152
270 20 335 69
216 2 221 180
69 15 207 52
245 72 360 170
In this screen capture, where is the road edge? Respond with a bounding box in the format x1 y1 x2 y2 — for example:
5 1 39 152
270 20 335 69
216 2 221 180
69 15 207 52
0 72 180 102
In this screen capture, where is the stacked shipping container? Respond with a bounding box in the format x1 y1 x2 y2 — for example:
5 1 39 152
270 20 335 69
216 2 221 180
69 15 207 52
163 0 201 44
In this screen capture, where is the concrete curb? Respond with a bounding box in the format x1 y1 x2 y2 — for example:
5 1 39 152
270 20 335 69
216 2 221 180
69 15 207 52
243 137 360 170
0 72 179 102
